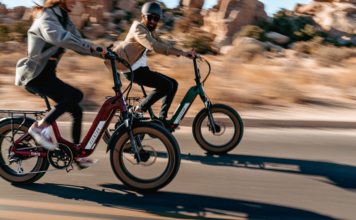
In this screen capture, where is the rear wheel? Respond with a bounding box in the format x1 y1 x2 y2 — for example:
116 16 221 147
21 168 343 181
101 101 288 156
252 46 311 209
193 104 244 154
0 118 49 184
110 122 180 192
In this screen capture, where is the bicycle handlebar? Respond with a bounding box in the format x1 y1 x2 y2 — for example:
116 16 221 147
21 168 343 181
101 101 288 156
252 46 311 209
96 44 134 103
192 56 211 87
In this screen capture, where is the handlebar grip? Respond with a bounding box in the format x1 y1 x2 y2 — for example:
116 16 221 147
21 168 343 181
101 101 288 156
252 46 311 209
96 47 103 52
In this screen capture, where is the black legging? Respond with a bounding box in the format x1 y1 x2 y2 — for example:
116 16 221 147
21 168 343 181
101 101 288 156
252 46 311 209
25 60 83 144
123 66 178 119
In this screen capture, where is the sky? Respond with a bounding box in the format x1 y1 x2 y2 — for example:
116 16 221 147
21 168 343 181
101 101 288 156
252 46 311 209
0 0 313 16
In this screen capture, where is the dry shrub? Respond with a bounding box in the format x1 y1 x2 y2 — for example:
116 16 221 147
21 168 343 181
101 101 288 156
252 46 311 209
183 29 215 54
233 25 266 41
12 21 31 39
0 24 10 42
174 8 203 33
292 36 323 54
316 46 356 62
227 44 264 62
174 18 190 33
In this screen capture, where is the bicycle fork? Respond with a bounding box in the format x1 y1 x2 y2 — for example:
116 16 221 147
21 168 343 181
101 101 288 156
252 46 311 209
123 116 142 164
204 100 217 134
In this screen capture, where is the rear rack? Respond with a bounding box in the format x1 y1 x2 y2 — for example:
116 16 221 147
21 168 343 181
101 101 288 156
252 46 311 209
0 110 47 146
0 110 47 114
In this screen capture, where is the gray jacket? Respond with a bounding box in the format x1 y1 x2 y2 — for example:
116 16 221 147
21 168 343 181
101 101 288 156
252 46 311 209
15 5 100 86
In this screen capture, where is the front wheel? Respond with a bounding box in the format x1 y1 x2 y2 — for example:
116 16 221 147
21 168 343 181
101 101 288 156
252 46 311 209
110 122 180 192
192 104 244 154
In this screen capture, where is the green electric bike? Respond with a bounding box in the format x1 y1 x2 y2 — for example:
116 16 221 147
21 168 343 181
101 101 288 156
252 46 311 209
103 57 244 154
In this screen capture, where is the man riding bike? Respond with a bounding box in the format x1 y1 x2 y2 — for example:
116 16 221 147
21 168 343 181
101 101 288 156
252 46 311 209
105 2 198 126
15 0 107 167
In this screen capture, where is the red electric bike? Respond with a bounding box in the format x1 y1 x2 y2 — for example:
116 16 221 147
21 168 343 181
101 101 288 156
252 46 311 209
0 46 180 192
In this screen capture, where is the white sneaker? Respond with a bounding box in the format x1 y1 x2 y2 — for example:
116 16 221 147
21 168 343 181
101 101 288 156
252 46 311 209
28 122 57 151
76 158 99 168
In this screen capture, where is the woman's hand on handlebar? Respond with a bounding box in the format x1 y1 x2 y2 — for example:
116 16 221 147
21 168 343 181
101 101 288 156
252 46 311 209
183 51 199 59
91 44 108 57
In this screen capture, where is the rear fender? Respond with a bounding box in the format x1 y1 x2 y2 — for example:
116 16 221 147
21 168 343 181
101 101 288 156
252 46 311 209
0 115 36 126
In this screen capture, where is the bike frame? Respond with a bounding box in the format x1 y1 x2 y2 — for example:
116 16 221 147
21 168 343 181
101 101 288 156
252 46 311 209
141 58 214 132
11 94 127 158
10 48 137 159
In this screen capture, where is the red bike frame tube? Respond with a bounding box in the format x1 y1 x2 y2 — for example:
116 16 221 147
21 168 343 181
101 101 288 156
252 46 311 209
12 91 127 158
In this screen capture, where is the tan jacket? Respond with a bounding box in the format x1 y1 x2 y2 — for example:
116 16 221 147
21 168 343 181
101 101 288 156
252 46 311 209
105 20 182 72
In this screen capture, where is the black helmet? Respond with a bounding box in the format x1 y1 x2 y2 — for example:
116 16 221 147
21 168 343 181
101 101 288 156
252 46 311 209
141 2 162 17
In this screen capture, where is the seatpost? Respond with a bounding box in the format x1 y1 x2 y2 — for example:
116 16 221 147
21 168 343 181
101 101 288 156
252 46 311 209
44 97 51 111
141 85 147 97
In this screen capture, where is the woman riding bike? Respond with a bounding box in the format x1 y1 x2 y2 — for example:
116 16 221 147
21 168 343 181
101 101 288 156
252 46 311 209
15 0 107 167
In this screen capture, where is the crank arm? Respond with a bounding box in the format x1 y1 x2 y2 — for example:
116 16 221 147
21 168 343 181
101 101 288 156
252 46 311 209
15 146 41 151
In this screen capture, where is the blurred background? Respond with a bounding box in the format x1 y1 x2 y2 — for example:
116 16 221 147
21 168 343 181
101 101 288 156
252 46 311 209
0 0 355 120
1 2 356 219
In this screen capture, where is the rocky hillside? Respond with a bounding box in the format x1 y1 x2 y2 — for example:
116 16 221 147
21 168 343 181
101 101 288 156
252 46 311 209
0 0 270 52
2 0 356 57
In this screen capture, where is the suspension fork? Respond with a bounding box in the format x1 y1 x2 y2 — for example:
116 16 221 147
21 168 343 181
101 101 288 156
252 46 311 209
204 100 217 134
122 113 142 164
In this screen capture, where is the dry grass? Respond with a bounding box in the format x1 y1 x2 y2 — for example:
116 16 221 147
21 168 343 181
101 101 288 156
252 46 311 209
0 50 355 116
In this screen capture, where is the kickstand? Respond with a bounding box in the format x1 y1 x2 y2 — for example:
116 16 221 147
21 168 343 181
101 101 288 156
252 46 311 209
66 164 74 173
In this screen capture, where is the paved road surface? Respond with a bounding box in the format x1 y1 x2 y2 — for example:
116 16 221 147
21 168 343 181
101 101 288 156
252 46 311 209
1 123 356 220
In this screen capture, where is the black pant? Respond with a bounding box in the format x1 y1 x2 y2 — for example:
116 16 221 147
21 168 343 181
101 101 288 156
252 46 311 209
25 61 83 144
123 67 178 119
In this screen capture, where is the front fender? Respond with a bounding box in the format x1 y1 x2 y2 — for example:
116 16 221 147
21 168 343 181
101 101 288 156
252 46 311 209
106 117 150 153
106 123 125 153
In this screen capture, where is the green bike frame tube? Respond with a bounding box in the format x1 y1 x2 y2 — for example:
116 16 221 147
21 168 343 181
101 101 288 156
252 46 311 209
168 84 206 130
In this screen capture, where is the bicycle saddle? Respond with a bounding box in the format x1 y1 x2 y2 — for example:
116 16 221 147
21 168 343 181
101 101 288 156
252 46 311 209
25 87 47 99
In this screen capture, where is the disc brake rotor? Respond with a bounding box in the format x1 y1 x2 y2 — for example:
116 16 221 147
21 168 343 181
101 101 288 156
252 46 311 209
123 145 157 166
209 121 226 136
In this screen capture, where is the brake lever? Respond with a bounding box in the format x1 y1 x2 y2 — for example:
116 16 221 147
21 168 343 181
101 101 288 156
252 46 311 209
108 43 114 50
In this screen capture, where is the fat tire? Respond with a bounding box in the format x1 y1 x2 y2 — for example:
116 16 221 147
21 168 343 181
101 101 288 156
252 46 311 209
192 104 244 154
0 118 49 184
110 122 180 192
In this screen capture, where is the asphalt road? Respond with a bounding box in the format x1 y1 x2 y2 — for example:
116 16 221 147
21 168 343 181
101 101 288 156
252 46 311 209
0 123 356 220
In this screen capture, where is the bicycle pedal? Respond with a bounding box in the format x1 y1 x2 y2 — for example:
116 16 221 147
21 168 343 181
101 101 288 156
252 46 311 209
73 160 87 170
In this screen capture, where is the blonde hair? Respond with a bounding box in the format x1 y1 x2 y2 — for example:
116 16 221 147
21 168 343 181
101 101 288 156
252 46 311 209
32 0 67 18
